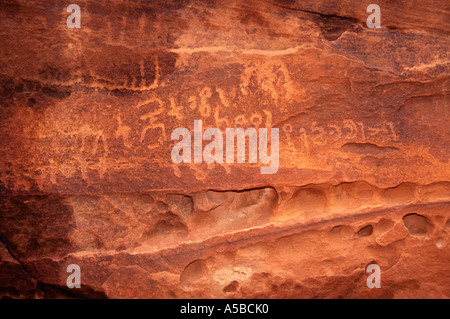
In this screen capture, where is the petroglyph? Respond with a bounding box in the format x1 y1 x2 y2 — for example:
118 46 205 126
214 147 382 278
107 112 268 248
115 115 132 149
138 98 167 148
289 120 399 150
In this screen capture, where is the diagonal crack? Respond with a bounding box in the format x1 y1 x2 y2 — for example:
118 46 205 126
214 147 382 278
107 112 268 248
0 236 35 280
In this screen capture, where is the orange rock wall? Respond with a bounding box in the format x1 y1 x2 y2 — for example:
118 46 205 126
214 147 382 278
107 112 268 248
0 0 449 298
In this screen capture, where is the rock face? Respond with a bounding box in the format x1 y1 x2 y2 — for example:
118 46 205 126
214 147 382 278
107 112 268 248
0 0 449 298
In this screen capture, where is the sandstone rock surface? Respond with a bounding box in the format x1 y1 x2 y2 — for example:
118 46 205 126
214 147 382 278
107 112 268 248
0 0 449 298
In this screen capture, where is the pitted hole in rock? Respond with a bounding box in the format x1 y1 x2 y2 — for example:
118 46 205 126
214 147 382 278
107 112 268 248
382 183 416 205
180 259 208 288
311 13 360 42
329 225 354 239
223 280 239 293
285 187 327 217
358 225 373 237
26 98 36 108
402 213 433 236
420 182 450 202
330 225 342 235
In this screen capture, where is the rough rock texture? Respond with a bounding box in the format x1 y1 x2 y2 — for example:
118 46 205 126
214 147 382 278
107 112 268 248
0 0 449 298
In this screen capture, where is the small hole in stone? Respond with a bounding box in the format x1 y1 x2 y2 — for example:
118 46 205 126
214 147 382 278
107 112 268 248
358 225 373 237
26 98 36 108
223 281 239 293
403 213 432 236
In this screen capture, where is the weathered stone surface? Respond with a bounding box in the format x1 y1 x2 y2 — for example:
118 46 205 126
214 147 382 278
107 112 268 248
0 0 449 298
